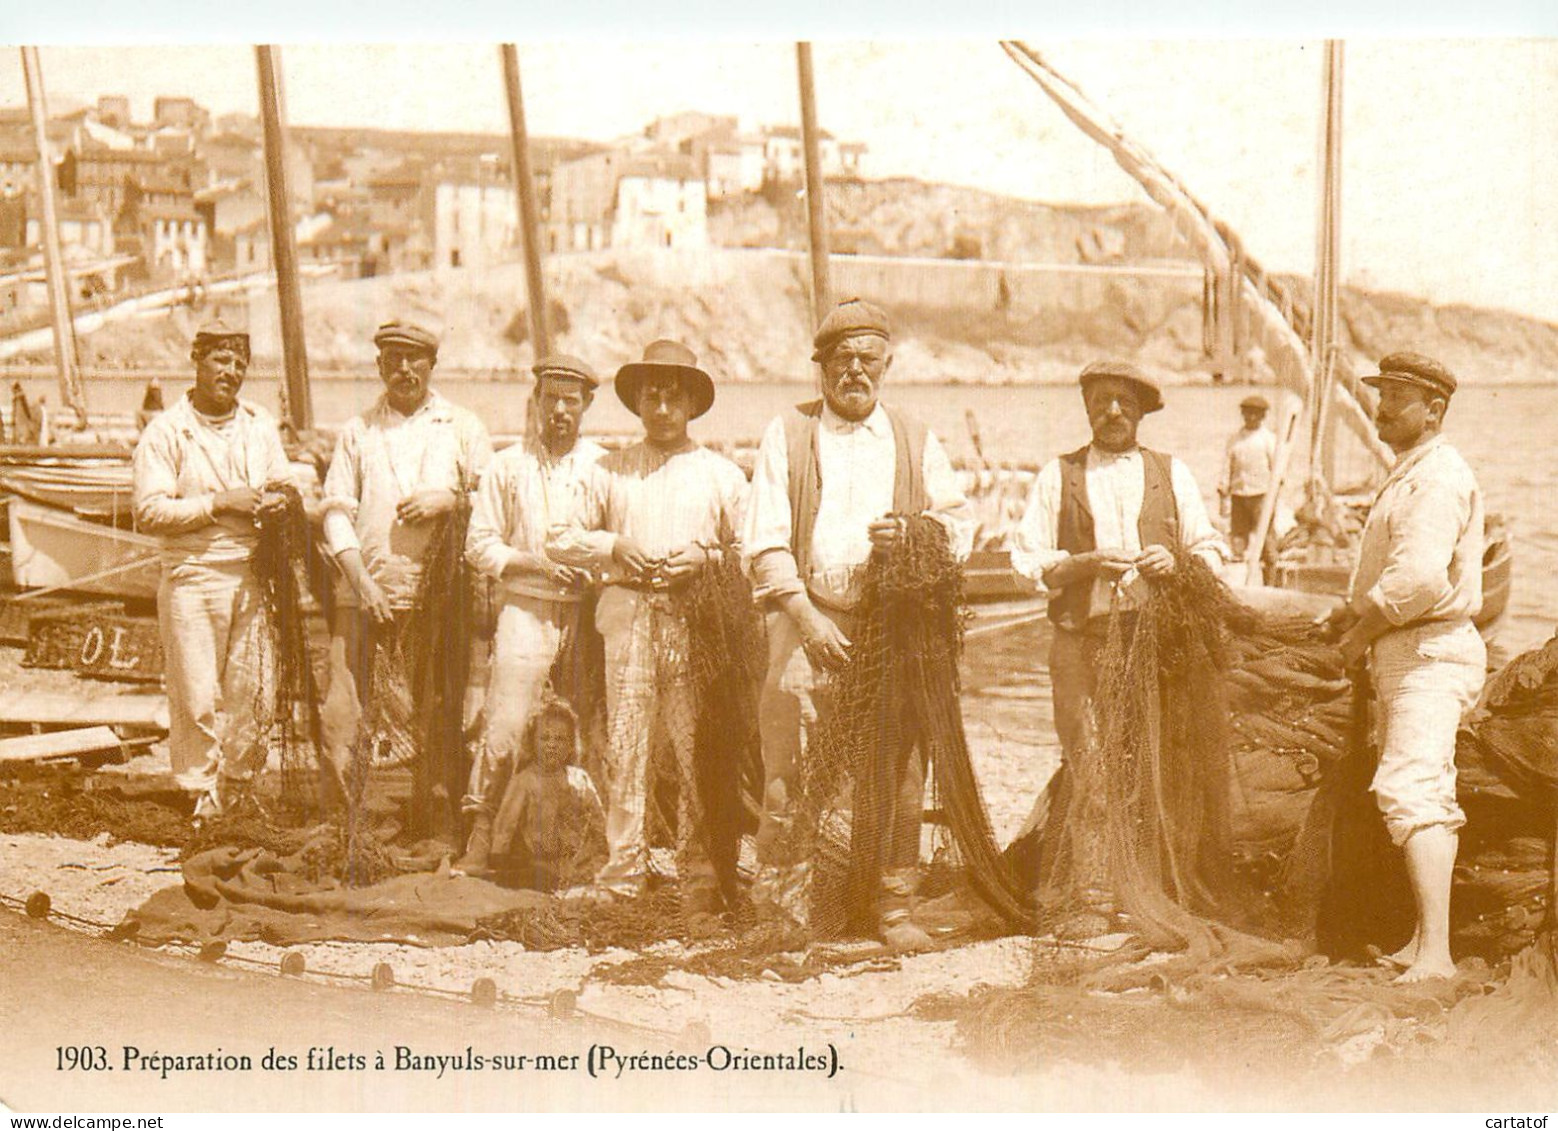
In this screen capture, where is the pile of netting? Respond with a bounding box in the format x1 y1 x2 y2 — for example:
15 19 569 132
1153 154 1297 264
1026 554 1348 964
776 513 1033 939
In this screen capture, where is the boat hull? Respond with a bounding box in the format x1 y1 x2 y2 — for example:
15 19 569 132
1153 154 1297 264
7 498 160 601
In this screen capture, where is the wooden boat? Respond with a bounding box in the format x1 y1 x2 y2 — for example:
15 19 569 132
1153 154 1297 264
0 451 134 525
6 496 160 601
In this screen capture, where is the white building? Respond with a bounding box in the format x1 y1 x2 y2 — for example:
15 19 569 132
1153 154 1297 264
428 174 518 270
611 155 707 250
761 127 865 182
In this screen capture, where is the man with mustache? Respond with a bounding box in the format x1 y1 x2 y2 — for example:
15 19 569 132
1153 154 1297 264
743 298 976 950
548 340 748 929
319 321 493 809
132 319 295 818
1327 352 1484 984
455 354 605 876
1011 360 1227 933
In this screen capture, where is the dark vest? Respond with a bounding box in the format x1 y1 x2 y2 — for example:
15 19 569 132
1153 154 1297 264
781 400 929 590
1049 445 1180 631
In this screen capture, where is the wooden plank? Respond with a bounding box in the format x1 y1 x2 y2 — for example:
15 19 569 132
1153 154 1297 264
0 690 168 730
0 725 122 763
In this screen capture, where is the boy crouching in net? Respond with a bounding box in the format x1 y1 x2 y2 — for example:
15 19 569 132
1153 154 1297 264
461 698 608 893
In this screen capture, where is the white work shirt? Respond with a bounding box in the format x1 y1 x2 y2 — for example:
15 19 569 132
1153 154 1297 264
549 441 748 577
320 390 493 608
465 436 606 602
132 393 292 566
1349 435 1483 627
742 403 976 608
1222 425 1278 498
1012 445 1228 619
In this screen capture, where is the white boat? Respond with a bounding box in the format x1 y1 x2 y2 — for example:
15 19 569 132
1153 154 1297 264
6 496 160 601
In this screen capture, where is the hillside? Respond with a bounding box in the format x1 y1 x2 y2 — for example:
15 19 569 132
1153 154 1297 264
13 202 1556 388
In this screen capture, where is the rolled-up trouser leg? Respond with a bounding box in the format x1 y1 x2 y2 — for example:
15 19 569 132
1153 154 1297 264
1370 620 1485 846
461 596 568 818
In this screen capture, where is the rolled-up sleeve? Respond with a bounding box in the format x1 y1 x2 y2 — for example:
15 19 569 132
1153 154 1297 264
922 431 976 563
1170 457 1230 569
319 425 362 555
1010 459 1067 588
465 457 523 581
132 423 214 534
743 416 803 602
1367 479 1467 625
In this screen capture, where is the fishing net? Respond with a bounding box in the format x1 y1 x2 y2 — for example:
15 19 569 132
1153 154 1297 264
545 594 609 799
251 482 327 820
673 529 768 907
401 492 476 837
774 514 1033 939
1004 552 1371 971
571 526 766 921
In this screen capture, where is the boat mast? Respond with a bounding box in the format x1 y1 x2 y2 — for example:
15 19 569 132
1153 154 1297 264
1307 39 1345 494
500 45 551 362
796 42 833 324
20 47 87 428
255 45 313 433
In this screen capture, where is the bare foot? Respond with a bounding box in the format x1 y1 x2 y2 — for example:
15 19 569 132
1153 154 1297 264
1392 957 1456 984
1376 935 1419 970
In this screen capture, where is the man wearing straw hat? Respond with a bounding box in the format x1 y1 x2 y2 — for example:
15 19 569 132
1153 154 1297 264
743 297 976 950
132 319 294 817
1327 351 1484 984
548 339 748 924
455 353 606 876
1219 393 1278 562
318 320 492 818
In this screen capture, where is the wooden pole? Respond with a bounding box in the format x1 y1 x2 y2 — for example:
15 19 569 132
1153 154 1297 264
20 47 86 428
500 45 550 362
796 42 832 325
255 45 313 433
1309 40 1344 489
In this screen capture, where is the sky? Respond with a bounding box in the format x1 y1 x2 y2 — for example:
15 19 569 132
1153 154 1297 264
2 5 1555 322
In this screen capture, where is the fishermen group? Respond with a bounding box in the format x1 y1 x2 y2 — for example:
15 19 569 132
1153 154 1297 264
131 309 1484 974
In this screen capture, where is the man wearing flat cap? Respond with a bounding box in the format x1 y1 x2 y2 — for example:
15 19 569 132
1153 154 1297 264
1012 359 1227 933
455 354 606 875
549 339 748 922
1219 393 1278 563
1326 351 1484 984
319 321 493 805
743 298 977 950
132 319 295 817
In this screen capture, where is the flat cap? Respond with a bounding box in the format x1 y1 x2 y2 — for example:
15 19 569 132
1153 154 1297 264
373 320 440 355
192 318 250 356
532 353 599 389
1078 359 1164 414
1362 352 1457 400
1240 394 1270 412
811 298 891 362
